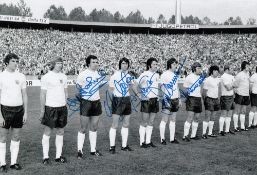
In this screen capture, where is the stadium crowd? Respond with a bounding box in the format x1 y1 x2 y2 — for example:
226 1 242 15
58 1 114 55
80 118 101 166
0 28 256 76
0 28 257 172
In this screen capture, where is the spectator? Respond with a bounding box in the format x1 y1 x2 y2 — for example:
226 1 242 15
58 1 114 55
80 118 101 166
0 28 256 76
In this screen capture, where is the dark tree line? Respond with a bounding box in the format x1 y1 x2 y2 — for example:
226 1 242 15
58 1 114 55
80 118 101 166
0 1 256 25
43 5 255 25
0 0 32 17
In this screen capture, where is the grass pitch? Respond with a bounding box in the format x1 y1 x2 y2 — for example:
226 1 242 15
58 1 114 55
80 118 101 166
4 86 257 175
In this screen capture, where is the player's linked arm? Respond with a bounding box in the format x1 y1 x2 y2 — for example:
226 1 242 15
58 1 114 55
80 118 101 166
129 79 140 98
233 75 239 88
222 78 233 91
127 78 136 96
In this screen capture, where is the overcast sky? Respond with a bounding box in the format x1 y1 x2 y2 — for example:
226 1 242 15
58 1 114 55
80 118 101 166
2 0 257 23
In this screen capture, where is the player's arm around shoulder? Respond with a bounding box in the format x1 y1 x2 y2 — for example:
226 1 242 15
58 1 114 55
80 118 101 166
233 72 240 88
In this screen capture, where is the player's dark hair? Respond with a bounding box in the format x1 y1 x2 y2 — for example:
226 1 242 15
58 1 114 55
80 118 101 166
167 58 178 70
49 57 63 71
209 65 219 76
224 65 230 72
146 57 158 70
241 61 250 71
48 64 54 71
86 55 97 67
119 57 130 69
191 62 201 72
4 53 19 65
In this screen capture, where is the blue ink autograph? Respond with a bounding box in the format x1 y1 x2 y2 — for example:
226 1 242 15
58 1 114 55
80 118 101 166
114 71 135 97
130 94 141 112
139 72 159 98
186 72 207 96
179 89 189 99
161 57 187 107
66 96 80 118
76 73 108 100
67 70 108 118
66 67 207 118
176 72 207 101
103 71 138 117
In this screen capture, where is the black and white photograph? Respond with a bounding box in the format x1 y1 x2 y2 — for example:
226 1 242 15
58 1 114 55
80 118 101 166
0 0 257 174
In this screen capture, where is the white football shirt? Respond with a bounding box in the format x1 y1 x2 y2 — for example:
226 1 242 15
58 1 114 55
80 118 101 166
76 69 105 101
0 70 26 106
160 70 179 99
220 73 234 96
41 71 67 107
109 70 135 97
203 76 220 98
234 71 250 96
184 73 204 97
250 73 257 94
137 71 160 99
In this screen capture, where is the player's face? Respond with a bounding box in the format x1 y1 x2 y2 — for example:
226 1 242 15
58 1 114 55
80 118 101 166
195 67 202 75
120 61 128 71
244 64 250 72
212 70 219 78
171 62 178 72
226 68 231 74
150 61 158 72
54 62 63 72
89 59 99 70
7 58 19 71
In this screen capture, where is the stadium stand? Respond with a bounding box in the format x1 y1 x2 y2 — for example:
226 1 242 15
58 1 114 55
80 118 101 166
0 19 256 77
